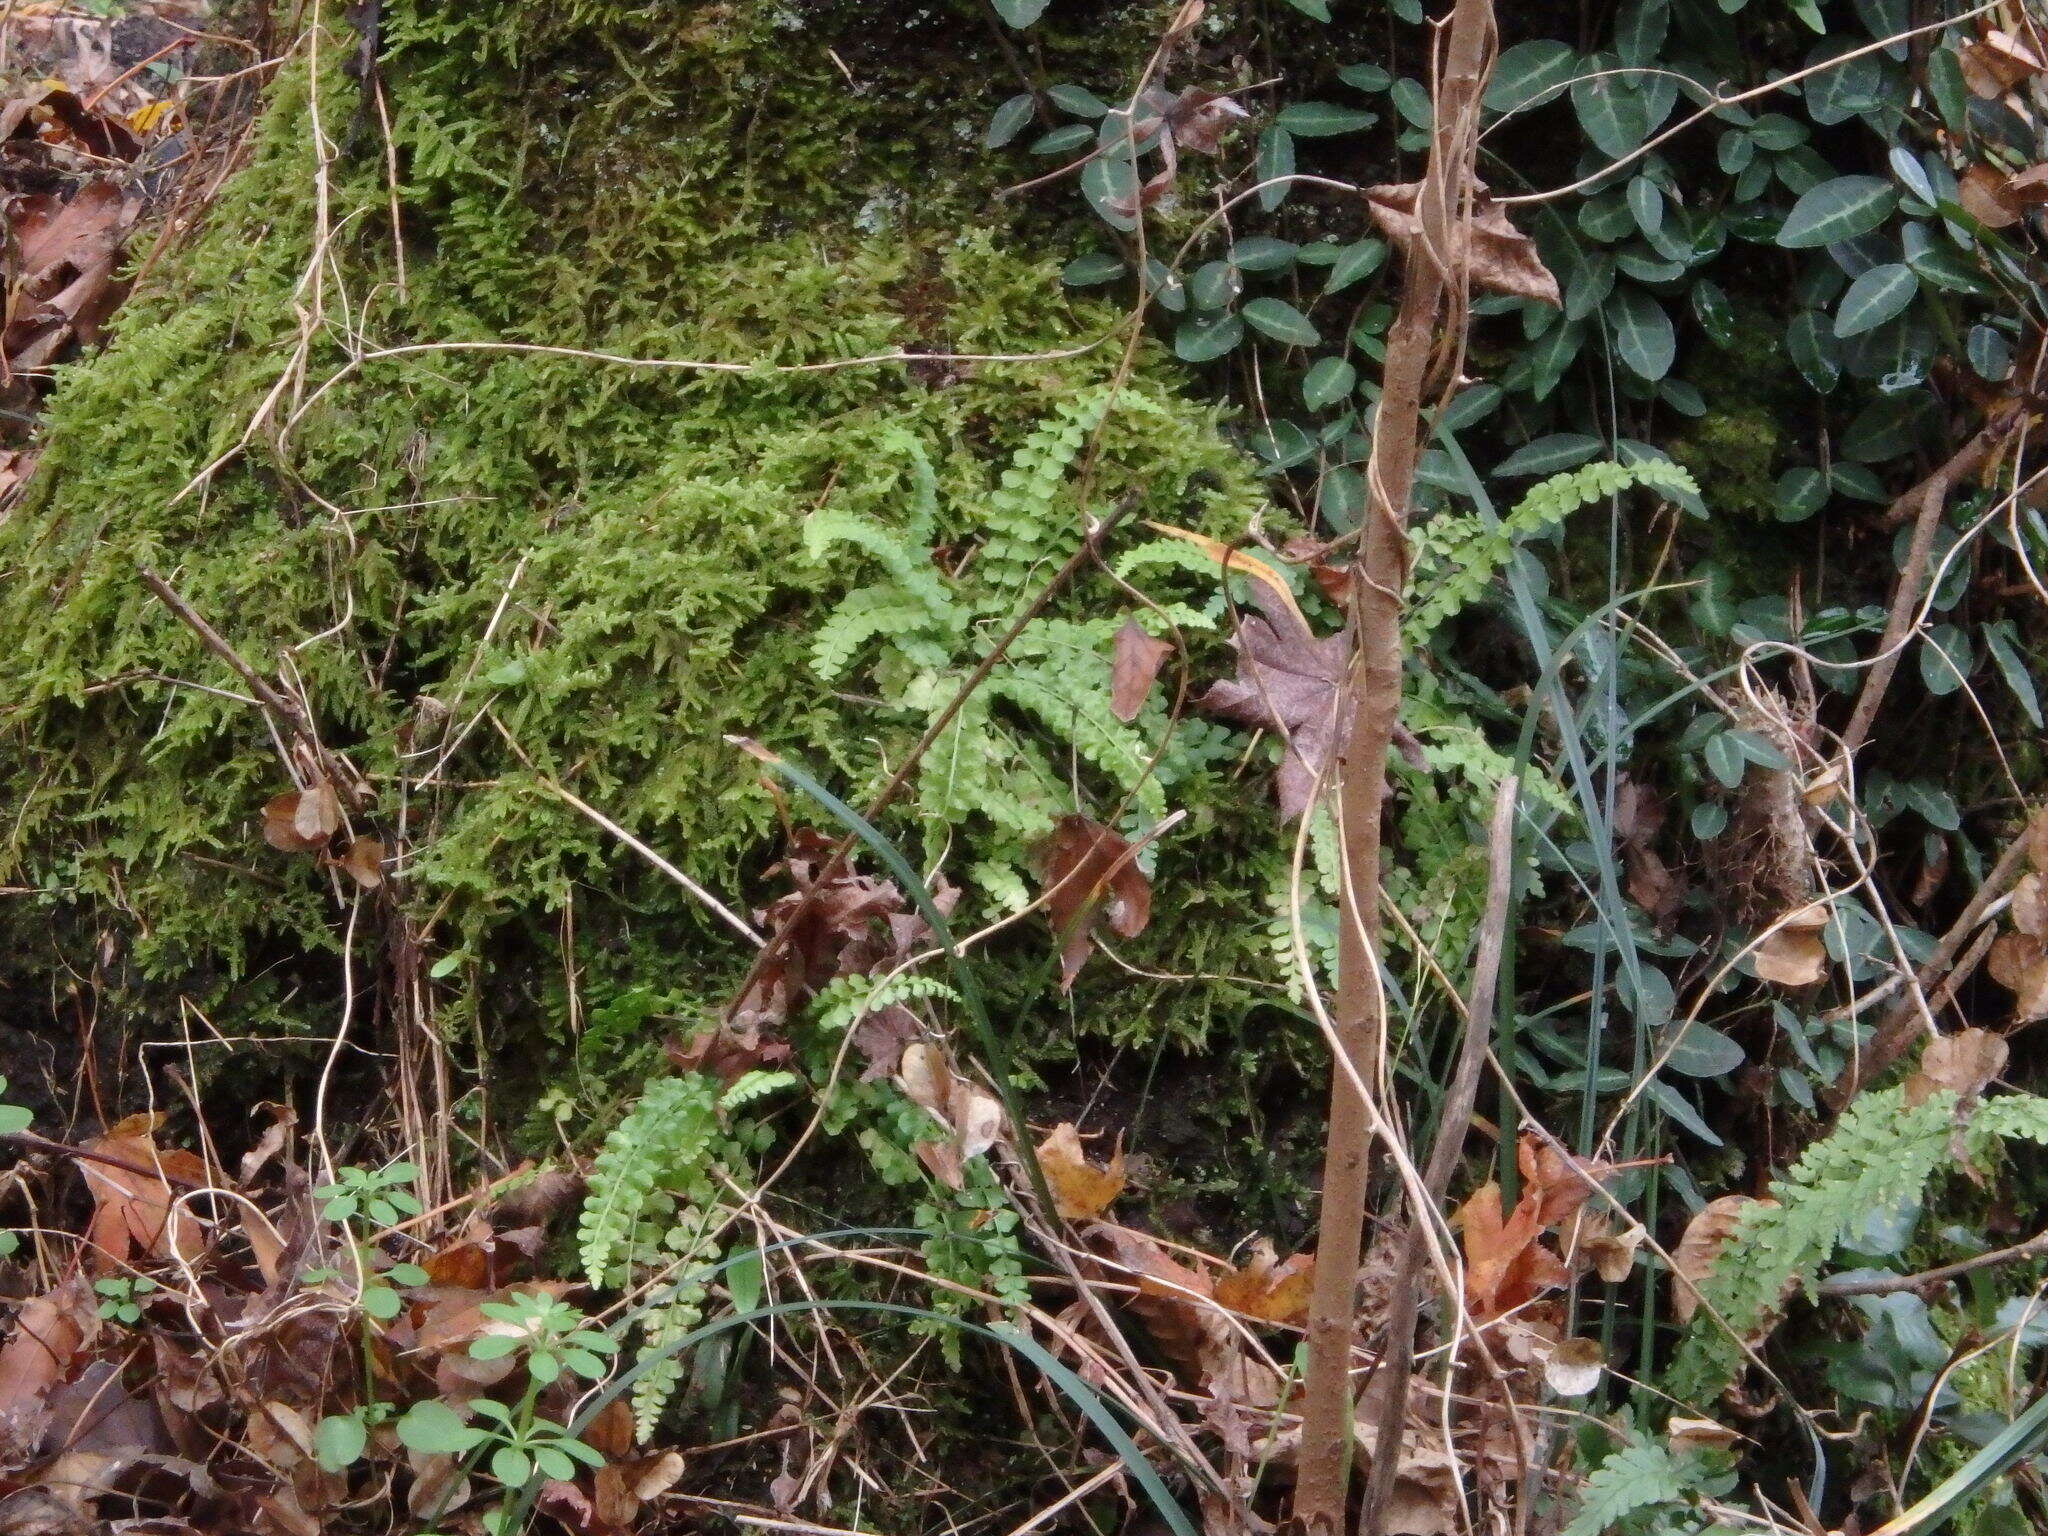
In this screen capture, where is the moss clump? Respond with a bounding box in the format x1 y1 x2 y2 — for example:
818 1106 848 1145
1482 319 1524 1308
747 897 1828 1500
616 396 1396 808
0 1 1284 1103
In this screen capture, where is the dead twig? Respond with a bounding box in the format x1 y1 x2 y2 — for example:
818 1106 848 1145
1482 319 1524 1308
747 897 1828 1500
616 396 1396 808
1818 1226 2048 1297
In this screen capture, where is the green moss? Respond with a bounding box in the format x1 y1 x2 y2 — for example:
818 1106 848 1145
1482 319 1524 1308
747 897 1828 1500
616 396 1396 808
0 1 1285 1095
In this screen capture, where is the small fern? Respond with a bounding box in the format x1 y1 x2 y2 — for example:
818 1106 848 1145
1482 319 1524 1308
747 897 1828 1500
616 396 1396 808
577 1073 749 1440
813 971 961 1034
1561 1441 1706 1536
1669 1085 2048 1400
1408 457 1701 641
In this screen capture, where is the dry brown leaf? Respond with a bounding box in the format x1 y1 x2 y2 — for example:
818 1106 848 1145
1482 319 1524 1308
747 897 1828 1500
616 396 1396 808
1142 523 1308 630
1905 1026 2009 1108
261 792 328 854
1213 1239 1313 1325
293 781 341 845
1667 1416 1743 1454
897 1042 1005 1185
2002 164 2048 208
1959 30 2044 98
1752 902 1829 986
1036 1122 1126 1220
1988 931 2048 1019
1563 1207 1642 1284
0 1278 95 1421
1458 1181 1569 1321
78 1129 209 1271
2013 873 2048 937
338 836 384 889
1958 163 2023 228
1545 1336 1605 1396
1801 761 1845 807
1517 1134 1628 1226
1672 1195 1766 1323
1089 1223 1227 1381
1109 618 1172 723
1364 181 1562 306
1038 815 1152 989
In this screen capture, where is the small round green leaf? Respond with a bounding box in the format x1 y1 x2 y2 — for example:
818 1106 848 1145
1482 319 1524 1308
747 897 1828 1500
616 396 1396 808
1242 298 1321 347
315 1414 368 1473
1301 356 1356 411
1833 262 1917 338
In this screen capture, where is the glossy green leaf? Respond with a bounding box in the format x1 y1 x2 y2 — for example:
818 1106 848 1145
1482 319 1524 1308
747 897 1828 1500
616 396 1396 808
1691 278 1735 346
1060 252 1125 287
1301 356 1356 411
1276 101 1377 136
1573 63 1651 158
1773 466 1827 522
1256 126 1294 210
1230 236 1298 271
1703 730 1746 789
1967 324 2013 381
1661 1020 1746 1078
984 93 1033 149
1983 621 2042 727
1485 40 1577 112
1325 239 1386 293
1605 286 1675 380
1242 297 1320 346
1494 434 1605 478
314 1414 367 1473
1918 624 1973 696
1833 262 1916 338
1339 62 1391 92
1280 0 1332 17
1028 123 1092 157
991 0 1048 25
1786 309 1841 391
1776 175 1897 248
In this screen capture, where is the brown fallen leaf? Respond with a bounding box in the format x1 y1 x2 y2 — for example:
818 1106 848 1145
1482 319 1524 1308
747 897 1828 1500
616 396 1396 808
260 792 329 854
896 1042 1005 1188
1959 30 2044 98
1562 1206 1643 1284
337 835 384 889
1752 902 1829 987
1957 164 2022 229
1036 1122 1126 1220
2001 164 2048 209
1458 1181 1569 1322
1672 1195 1768 1324
1038 815 1152 989
0 1278 95 1424
1905 1026 2009 1108
1198 604 1350 820
664 1021 791 1088
1089 1223 1228 1381
1109 618 1172 723
1988 930 2048 1019
1544 1336 1605 1396
1213 1239 1313 1325
1364 181 1561 307
1667 1415 1743 1454
78 1124 209 1271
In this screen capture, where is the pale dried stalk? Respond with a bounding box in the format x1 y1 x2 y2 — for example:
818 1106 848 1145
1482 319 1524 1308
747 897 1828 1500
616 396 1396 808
1294 0 1500 1530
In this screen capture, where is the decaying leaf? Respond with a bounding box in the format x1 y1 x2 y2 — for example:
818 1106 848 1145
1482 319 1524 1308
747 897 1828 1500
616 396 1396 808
1458 1181 1568 1322
1544 1336 1605 1397
337 835 384 889
1562 1206 1643 1284
1088 1223 1228 1381
1957 163 2022 229
1990 930 2048 1019
1038 814 1152 989
261 792 329 854
1667 1416 1743 1455
1109 617 1172 723
78 1120 209 1272
897 1042 1004 1188
664 1021 791 1088
1213 1239 1313 1325
1959 29 2044 98
0 1278 95 1433
1905 1026 2009 1108
1036 1122 1126 1220
1672 1195 1768 1324
1751 902 1829 987
1364 181 1562 306
1197 601 1349 821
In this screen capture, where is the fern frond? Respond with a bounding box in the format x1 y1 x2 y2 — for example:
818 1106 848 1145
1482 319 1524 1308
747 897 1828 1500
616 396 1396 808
809 584 941 681
1561 1441 1695 1536
577 1073 722 1285
720 1070 798 1110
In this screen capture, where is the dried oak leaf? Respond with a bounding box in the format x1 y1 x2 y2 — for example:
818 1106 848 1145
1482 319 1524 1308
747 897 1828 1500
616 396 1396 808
1110 618 1172 723
1038 815 1152 989
1516 1134 1628 1226
1213 1239 1313 1325
2002 164 2048 209
1672 1194 1769 1324
1364 181 1562 307
1036 1122 1126 1220
1752 901 1829 987
1905 1026 2009 1109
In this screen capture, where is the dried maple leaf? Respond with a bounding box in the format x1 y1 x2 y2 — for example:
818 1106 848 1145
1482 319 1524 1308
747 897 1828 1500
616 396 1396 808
1037 1122 1126 1220
1213 1239 1313 1325
1364 181 1562 307
1038 815 1152 989
1198 604 1349 821
1671 1195 1767 1323
1458 1181 1568 1321
1109 618 1172 723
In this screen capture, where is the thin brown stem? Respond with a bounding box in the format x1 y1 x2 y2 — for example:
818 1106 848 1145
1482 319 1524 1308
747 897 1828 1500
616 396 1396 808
1817 1226 2048 1297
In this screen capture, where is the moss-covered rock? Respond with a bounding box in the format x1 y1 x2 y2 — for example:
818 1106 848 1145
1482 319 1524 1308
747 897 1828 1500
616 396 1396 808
0 1 1290 1113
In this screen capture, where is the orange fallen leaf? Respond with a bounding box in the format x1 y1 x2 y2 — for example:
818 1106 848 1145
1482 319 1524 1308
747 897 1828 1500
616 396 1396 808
1752 902 1829 986
1672 1195 1767 1324
1036 1122 1126 1220
78 1126 209 1271
1213 1239 1313 1325
1905 1026 2009 1108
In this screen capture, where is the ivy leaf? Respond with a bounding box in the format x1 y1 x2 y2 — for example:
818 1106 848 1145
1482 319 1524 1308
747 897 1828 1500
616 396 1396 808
1276 101 1377 136
1242 297 1320 346
1775 175 1897 248
984 93 1033 149
1605 287 1675 380
1833 262 1917 338
1485 40 1578 112
990 0 1049 26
